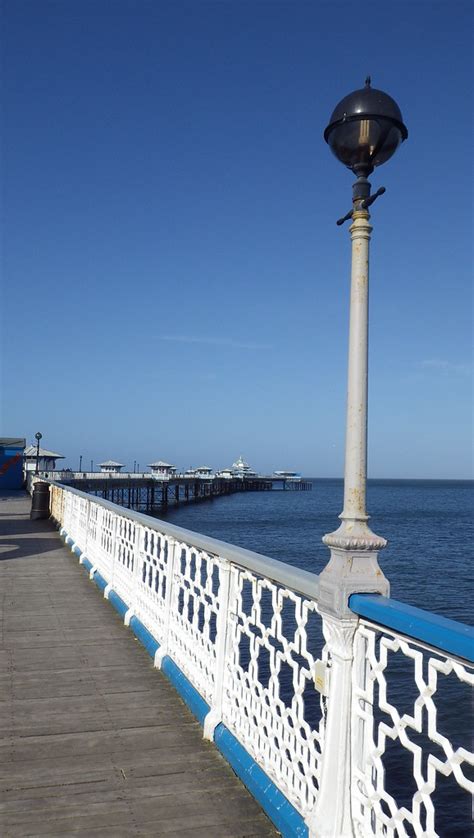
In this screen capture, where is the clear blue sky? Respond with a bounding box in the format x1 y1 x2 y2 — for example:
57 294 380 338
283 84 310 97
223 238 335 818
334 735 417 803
1 0 472 478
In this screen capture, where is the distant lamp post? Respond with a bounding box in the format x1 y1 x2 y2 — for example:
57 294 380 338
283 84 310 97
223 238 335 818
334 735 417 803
79 455 83 472
320 79 408 613
34 432 42 475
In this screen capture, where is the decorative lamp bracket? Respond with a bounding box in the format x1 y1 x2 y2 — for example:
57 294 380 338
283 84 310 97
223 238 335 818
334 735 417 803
336 186 386 226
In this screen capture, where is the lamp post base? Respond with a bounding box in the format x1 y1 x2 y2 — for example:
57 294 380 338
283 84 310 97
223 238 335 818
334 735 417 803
319 522 389 619
323 517 387 552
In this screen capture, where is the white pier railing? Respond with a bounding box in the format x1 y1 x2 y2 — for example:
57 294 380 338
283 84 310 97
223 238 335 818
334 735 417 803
47 482 473 838
349 595 474 838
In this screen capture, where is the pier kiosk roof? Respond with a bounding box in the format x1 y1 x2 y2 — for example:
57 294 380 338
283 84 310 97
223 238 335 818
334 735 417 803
24 445 64 460
98 460 124 472
148 461 175 469
148 461 176 477
23 446 65 474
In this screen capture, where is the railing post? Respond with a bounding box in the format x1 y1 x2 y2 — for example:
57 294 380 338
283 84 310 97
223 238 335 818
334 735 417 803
203 558 233 741
125 519 143 626
104 511 119 598
63 488 72 535
153 537 178 668
307 611 357 837
82 498 91 563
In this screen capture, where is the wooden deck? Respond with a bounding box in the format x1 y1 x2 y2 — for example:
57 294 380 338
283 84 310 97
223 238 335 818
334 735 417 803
0 492 277 837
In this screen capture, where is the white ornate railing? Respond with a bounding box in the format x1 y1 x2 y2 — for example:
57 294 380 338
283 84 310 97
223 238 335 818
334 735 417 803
46 482 474 837
350 617 474 837
49 482 325 826
222 568 327 814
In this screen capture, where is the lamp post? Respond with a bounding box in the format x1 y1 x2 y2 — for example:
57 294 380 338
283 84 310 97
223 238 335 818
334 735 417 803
79 455 83 472
34 432 42 475
318 77 408 615
311 79 408 837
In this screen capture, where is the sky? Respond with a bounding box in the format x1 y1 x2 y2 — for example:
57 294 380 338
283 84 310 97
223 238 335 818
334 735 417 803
1 0 472 478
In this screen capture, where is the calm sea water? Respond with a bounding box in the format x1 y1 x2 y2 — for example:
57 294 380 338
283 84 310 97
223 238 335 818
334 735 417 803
158 479 473 836
160 478 473 625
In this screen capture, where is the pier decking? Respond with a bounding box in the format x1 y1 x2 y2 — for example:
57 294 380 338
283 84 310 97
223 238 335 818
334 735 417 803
0 492 276 837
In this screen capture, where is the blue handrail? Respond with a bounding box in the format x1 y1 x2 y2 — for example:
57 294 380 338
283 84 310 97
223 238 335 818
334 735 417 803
349 594 474 663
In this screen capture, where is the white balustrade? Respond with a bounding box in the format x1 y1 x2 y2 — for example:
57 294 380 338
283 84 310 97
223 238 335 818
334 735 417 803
222 568 327 815
47 482 473 836
351 621 474 837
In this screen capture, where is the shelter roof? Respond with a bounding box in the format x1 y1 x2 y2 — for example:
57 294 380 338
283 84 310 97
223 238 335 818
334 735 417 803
148 461 174 468
24 446 64 459
98 460 124 467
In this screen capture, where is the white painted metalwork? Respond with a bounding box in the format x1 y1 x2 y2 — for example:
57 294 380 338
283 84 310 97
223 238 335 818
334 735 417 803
135 526 176 648
47 482 474 836
320 207 389 623
167 543 225 704
351 620 474 837
49 482 326 821
309 613 357 837
222 567 327 816
323 210 386 554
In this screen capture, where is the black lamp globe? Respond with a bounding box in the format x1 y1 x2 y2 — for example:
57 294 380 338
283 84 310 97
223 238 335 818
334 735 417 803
34 432 42 475
324 78 408 178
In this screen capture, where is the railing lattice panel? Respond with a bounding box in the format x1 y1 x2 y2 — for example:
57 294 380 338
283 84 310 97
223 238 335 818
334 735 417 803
223 567 327 815
352 621 474 837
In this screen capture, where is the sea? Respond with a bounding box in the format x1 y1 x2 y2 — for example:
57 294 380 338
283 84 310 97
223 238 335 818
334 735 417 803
157 478 473 837
160 478 473 625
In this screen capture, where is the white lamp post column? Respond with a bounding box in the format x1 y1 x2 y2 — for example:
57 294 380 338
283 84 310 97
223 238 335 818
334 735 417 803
341 209 372 531
320 201 389 617
310 203 389 838
329 207 388 547
319 202 389 618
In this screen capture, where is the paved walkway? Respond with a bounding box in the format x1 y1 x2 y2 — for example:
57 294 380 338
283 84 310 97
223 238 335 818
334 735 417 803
0 492 277 837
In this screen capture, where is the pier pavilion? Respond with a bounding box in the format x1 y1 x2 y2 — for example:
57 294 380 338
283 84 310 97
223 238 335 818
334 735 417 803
147 461 176 478
23 445 64 474
99 460 125 474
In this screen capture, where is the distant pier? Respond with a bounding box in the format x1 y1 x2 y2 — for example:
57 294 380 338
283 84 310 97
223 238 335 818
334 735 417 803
33 472 312 513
